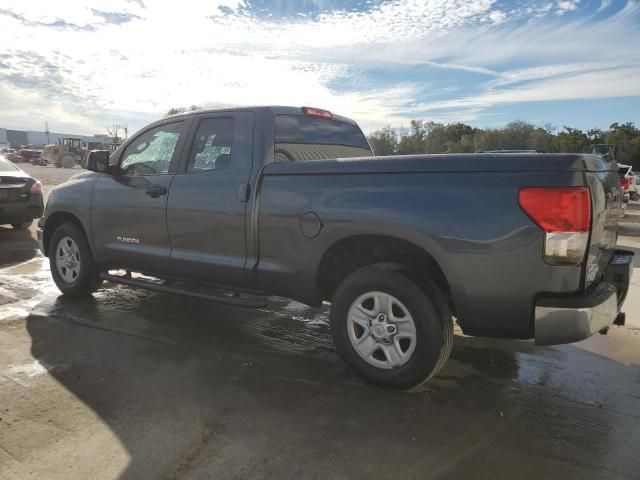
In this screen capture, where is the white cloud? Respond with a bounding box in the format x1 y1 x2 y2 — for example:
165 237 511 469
488 10 507 23
0 0 638 133
556 0 580 14
597 0 613 12
489 62 624 86
412 67 640 112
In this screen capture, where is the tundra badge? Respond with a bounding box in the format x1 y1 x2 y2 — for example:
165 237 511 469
116 236 141 244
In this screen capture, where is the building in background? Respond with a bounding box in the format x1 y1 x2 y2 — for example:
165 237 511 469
5 130 28 149
0 128 114 149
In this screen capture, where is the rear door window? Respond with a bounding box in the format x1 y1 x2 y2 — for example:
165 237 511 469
274 115 372 162
187 118 234 173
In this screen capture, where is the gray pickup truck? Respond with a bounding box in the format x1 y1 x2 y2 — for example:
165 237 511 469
38 106 633 389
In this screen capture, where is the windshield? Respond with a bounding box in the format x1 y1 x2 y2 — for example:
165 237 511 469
274 114 372 162
0 157 19 172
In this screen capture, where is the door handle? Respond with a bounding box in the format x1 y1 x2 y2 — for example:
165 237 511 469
145 185 167 198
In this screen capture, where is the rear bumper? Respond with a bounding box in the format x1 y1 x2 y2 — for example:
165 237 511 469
535 250 634 346
0 195 44 224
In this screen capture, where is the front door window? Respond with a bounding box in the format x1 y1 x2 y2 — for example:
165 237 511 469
120 123 183 176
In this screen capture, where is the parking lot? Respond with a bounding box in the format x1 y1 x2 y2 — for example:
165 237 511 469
1 164 640 479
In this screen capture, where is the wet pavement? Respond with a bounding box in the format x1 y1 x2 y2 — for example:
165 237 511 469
1 164 639 479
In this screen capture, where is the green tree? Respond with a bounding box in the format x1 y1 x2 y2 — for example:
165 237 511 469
473 129 503 152
605 122 640 168
424 122 447 153
367 126 398 155
553 126 589 153
370 119 640 165
166 105 202 116
397 120 428 154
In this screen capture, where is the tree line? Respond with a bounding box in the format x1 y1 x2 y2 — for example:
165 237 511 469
367 120 640 168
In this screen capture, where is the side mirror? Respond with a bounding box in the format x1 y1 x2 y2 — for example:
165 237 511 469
86 150 111 173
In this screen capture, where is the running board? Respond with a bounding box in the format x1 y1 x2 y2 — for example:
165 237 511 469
100 273 268 308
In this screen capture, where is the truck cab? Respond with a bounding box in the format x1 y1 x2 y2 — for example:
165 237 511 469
40 107 373 288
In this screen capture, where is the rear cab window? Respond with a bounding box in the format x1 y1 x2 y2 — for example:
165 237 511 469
274 114 372 162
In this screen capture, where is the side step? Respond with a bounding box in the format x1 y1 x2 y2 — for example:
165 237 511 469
100 272 268 309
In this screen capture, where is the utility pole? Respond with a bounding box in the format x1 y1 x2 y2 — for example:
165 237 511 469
107 123 128 145
45 121 50 144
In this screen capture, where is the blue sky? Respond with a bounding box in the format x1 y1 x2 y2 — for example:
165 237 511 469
0 0 638 135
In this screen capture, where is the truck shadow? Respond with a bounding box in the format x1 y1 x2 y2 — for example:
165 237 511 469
23 288 640 479
0 225 39 268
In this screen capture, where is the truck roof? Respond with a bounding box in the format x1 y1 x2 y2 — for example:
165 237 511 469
164 105 359 126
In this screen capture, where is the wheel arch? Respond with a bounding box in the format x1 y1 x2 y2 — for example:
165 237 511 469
42 212 90 257
315 234 454 314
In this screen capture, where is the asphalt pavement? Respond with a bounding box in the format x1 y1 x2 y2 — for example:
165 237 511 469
1 163 639 479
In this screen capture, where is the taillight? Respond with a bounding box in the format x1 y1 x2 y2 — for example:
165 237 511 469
620 177 630 190
30 181 42 194
518 187 591 265
302 106 333 119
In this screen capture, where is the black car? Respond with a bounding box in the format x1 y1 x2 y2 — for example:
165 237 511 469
0 156 44 229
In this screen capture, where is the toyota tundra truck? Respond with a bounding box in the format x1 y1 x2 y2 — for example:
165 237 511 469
37 106 633 389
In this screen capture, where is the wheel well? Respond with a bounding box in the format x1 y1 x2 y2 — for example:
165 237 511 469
42 212 86 257
316 235 453 308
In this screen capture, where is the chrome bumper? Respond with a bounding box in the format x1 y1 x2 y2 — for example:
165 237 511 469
535 251 633 346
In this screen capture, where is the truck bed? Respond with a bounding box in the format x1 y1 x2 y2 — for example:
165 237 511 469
257 153 621 339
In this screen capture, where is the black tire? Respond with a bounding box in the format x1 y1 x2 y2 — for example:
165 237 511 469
61 154 76 169
11 220 32 229
49 222 102 296
330 265 453 390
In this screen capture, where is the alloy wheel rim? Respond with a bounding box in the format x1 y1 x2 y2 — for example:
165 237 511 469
55 236 81 284
346 291 417 369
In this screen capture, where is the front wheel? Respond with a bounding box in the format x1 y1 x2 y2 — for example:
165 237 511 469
61 154 75 169
49 222 102 296
330 265 453 390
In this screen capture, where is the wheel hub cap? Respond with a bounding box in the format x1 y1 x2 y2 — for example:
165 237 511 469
55 236 81 284
346 291 417 370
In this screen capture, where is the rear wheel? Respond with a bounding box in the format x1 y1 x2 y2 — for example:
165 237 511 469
330 265 453 390
11 220 32 229
49 222 102 296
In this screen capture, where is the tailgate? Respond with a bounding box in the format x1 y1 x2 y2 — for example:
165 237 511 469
584 157 622 287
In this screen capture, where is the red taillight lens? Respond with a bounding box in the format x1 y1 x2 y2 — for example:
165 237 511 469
518 187 591 232
302 106 333 119
30 181 42 194
620 177 630 190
